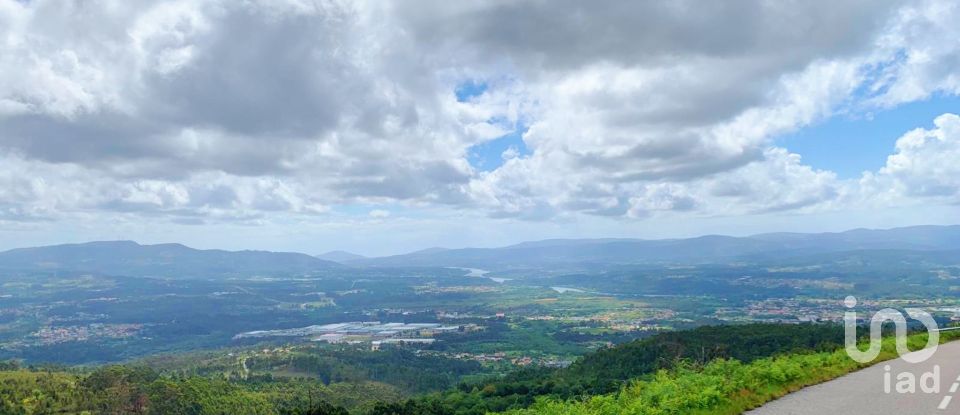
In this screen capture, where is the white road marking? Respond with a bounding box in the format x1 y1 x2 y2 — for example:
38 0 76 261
939 395 953 410
941 377 960 410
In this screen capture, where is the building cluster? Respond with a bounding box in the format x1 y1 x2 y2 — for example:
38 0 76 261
428 351 574 369
512 356 574 368
714 298 845 323
450 351 508 363
32 323 143 345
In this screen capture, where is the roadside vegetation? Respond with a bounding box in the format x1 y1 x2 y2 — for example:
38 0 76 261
500 329 960 415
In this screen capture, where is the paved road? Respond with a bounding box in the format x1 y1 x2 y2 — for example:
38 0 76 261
749 340 960 414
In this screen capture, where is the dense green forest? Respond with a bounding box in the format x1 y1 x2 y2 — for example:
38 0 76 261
0 363 398 415
0 323 890 414
242 347 485 394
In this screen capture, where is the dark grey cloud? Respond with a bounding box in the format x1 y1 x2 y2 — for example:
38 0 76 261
396 0 897 122
143 4 358 138
0 1 448 178
399 1 893 69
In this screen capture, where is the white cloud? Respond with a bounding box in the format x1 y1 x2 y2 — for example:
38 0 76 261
867 1 960 107
0 0 958 237
861 113 960 204
0 0 477 210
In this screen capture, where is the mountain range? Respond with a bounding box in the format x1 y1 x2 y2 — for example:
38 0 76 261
0 240 341 278
344 225 960 269
1 225 957 276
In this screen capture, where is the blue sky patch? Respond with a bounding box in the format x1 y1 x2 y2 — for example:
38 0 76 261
467 123 531 172
455 80 488 102
780 94 960 179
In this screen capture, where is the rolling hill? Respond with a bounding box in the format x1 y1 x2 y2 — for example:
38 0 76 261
0 240 342 278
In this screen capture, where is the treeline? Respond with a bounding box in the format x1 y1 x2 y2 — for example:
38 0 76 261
359 323 845 415
246 347 485 394
0 364 397 415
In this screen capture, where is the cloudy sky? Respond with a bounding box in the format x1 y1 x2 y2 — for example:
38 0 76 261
1 0 959 255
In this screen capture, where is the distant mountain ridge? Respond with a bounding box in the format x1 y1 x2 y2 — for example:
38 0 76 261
0 240 341 278
315 250 366 263
347 225 960 269
3 225 958 276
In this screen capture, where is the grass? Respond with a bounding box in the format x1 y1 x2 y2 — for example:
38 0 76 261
501 329 960 415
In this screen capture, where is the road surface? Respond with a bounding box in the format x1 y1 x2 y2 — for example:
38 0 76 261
749 340 960 414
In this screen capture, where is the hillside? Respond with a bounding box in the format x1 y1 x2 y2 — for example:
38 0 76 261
2 324 949 415
0 363 399 415
364 324 848 414
0 241 342 278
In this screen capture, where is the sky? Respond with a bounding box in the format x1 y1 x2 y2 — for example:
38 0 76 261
1 0 959 256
